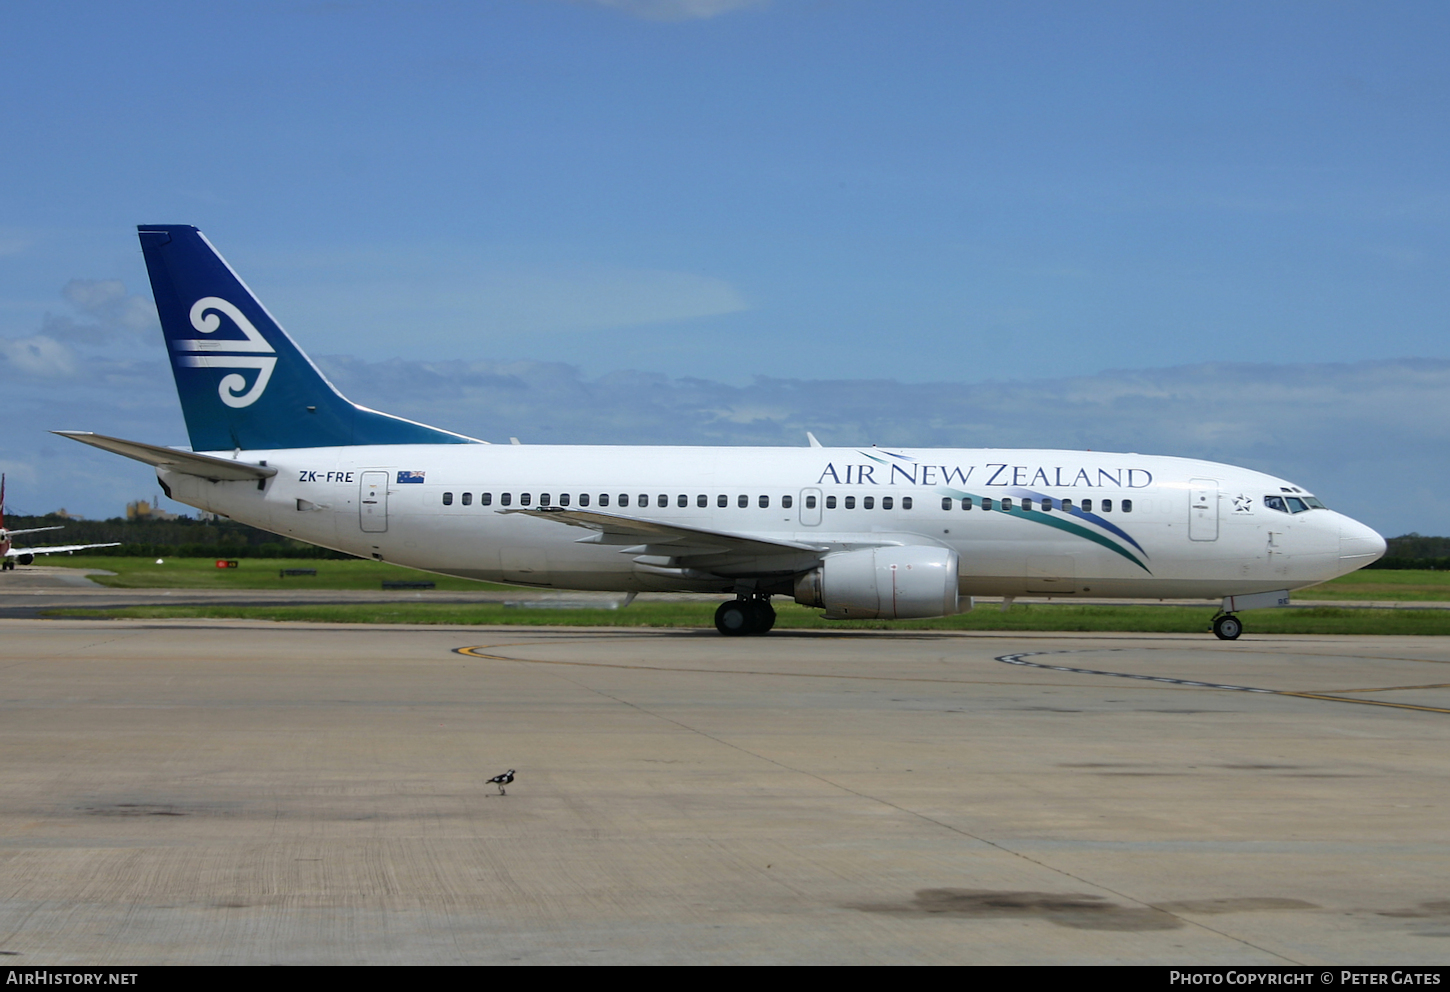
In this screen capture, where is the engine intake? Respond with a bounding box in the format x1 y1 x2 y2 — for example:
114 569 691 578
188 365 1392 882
794 546 960 620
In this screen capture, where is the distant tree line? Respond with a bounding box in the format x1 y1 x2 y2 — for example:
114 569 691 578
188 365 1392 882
1370 534 1450 570
4 513 354 560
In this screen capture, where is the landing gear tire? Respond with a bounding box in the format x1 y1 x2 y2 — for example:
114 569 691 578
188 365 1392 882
1212 614 1243 640
715 600 753 636
715 598 775 636
748 598 776 634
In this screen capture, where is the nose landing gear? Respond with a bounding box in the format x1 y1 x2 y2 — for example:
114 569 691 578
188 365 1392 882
715 597 776 636
1211 612 1243 640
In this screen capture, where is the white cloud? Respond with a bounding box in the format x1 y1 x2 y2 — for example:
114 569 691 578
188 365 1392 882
575 0 770 21
0 335 76 377
61 279 158 333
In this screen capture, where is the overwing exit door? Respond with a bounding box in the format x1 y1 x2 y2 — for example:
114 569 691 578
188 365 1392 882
799 488 823 526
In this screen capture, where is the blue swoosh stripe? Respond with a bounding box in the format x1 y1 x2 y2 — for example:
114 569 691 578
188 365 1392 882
1004 487 1149 556
936 487 1152 573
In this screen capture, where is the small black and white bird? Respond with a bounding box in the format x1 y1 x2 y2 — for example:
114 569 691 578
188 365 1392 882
487 769 515 795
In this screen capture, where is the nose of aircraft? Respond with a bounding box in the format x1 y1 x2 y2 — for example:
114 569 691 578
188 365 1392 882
1339 516 1387 565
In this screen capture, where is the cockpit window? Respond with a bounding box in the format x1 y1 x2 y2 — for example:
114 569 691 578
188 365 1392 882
1303 496 1327 509
1286 497 1309 513
1264 495 1288 513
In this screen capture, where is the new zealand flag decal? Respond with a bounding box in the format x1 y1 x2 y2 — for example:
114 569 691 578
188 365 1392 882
396 471 426 484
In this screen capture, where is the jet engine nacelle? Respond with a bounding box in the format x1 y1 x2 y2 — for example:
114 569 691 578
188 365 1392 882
794 546 960 620
16 554 34 565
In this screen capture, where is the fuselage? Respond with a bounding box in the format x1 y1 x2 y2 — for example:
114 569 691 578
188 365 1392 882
159 443 1386 601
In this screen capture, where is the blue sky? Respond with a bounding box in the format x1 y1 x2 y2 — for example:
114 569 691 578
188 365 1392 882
2 0 1449 533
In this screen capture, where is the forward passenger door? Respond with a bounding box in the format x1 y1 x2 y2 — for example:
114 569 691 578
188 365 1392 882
1189 480 1218 541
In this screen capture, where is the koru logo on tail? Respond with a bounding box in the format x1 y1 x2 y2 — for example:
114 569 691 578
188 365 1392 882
171 297 277 408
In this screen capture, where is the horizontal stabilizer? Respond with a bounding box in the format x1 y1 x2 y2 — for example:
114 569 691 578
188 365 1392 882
2 525 64 539
7 542 121 558
53 431 278 482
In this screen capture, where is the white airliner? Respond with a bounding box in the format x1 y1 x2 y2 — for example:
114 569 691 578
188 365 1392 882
57 226 1385 639
0 475 120 569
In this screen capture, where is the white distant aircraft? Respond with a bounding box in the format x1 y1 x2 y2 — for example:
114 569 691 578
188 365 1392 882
57 226 1385 638
0 475 120 569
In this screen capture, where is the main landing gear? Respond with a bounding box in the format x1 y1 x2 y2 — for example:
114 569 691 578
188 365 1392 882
715 597 776 636
1211 612 1243 640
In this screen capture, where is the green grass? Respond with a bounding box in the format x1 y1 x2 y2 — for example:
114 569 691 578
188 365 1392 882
46 556 515 592
46 558 1448 600
45 600 1450 635
35 559 1450 633
1295 569 1450 601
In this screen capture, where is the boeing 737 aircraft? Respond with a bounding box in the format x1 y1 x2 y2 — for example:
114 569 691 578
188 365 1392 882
57 226 1385 638
0 475 119 569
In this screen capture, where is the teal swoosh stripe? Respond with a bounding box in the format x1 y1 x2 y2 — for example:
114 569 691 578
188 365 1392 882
1006 507 1151 572
937 488 1152 573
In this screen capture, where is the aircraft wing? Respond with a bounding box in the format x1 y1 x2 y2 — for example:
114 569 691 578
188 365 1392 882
6 542 121 557
3 525 66 539
52 432 277 482
499 507 828 560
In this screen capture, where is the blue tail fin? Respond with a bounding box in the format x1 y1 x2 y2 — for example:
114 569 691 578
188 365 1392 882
138 225 479 451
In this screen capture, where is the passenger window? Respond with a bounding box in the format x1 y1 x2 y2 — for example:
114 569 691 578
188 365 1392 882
579 493 590 507
442 492 453 506
1100 499 1112 512
759 495 769 508
782 495 793 509
620 494 629 507
638 494 648 508
501 493 512 506
941 497 952 510
481 493 492 506
461 492 472 506
962 497 972 510
1062 498 1072 511
521 493 532 506
1041 497 1052 511
598 494 609 507
717 495 728 508
1264 495 1288 512
882 496 893 510
863 496 875 510
559 493 570 507
658 494 668 508
541 493 551 506
902 496 912 510
738 495 748 508
826 495 837 509
845 496 856 509
806 495 817 509
982 498 993 511
1081 499 1092 512
677 494 688 508
697 495 708 508
1022 498 1033 511
1120 500 1131 513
